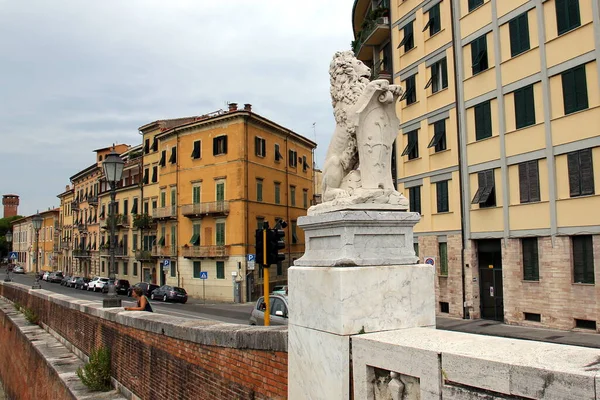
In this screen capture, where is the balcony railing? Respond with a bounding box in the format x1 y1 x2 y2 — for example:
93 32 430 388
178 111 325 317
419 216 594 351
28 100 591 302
100 214 130 229
151 246 177 258
61 242 71 250
135 250 153 261
152 206 177 220
71 201 79 211
352 6 390 61
181 201 230 218
100 247 129 257
87 195 98 205
73 249 91 258
132 214 155 230
181 245 230 259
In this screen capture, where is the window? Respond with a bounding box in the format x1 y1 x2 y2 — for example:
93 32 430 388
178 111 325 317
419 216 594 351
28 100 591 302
160 191 166 208
133 262 138 276
191 140 201 159
428 120 447 152
159 150 166 167
143 169 149 184
143 202 149 214
568 148 594 197
470 35 488 75
474 100 492 140
414 242 419 257
123 262 128 276
213 136 227 155
440 302 450 313
255 137 266 157
169 147 177 164
514 84 535 129
256 179 263 202
190 225 201 246
572 235 594 284
131 198 138 214
439 242 448 276
123 199 129 216
193 261 201 278
522 238 539 281
562 65 588 115
291 220 298 244
216 182 225 202
302 155 308 172
524 312 541 322
556 0 581 35
471 169 496 208
468 0 484 12
423 3 440 36
216 261 225 279
170 261 176 277
274 182 281 204
426 58 448 94
132 233 138 250
398 21 414 52
171 187 176 206
518 160 541 203
273 144 282 163
290 186 296 206
152 199 157 211
401 74 417 105
152 137 158 152
509 13 530 57
303 189 308 209
409 186 421 214
101 261 105 273
289 150 298 167
277 262 283 276
436 180 449 213
401 130 419 160
216 222 225 246
171 225 176 250
144 139 150 154
256 217 265 229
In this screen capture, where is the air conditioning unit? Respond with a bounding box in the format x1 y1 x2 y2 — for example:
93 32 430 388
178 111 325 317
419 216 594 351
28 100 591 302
376 16 389 25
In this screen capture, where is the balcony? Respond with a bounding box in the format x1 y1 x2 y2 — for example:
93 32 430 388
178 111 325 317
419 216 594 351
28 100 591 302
132 214 155 230
135 250 153 261
73 249 91 258
100 214 130 230
151 246 177 258
88 195 98 205
181 245 230 259
61 242 71 250
71 200 79 211
100 247 129 257
351 5 390 62
181 201 230 218
152 206 177 220
77 223 87 232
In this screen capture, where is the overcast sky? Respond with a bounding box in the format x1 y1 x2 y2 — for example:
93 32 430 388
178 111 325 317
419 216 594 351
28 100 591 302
0 0 354 216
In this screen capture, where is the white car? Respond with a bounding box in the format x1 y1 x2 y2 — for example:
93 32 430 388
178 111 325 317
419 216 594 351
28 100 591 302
87 277 109 292
42 271 50 281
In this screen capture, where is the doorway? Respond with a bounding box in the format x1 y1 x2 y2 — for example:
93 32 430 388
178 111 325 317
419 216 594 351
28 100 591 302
478 239 504 321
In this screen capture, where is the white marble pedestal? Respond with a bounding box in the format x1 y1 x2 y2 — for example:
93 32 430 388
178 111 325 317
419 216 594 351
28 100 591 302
288 209 436 400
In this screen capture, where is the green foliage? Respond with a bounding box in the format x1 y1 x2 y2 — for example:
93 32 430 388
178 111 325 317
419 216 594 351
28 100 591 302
133 213 153 229
22 307 39 325
0 215 22 257
76 347 112 392
13 301 21 312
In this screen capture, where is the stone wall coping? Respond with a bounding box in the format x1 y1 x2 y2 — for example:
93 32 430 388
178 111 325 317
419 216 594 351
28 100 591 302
3 282 288 352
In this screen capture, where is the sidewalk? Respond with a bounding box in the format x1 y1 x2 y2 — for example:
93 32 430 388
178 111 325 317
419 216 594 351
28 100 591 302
436 316 600 349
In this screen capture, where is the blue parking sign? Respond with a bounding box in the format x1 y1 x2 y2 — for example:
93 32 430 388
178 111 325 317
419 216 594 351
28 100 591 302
200 271 208 279
163 259 170 267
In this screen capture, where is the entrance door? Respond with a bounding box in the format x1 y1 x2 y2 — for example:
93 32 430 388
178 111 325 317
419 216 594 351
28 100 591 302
478 239 504 321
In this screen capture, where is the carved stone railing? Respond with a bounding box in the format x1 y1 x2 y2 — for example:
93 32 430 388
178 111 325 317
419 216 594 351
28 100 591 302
181 201 230 218
181 245 230 258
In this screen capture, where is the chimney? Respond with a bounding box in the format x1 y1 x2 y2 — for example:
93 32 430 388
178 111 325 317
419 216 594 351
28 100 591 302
228 103 238 112
65 185 70 191
244 103 252 112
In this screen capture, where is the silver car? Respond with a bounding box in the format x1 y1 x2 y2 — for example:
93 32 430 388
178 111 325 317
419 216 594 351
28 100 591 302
249 294 289 326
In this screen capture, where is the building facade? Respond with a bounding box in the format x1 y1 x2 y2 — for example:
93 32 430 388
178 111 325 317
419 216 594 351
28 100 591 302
353 0 600 332
57 186 74 274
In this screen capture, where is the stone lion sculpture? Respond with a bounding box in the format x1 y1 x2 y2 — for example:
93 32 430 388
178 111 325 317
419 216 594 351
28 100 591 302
312 51 408 214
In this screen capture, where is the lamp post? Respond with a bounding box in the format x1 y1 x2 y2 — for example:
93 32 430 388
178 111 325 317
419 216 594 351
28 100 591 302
4 231 12 282
102 149 124 308
32 211 43 289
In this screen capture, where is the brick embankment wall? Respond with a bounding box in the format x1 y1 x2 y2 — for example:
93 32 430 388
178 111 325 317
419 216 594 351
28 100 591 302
1 283 288 400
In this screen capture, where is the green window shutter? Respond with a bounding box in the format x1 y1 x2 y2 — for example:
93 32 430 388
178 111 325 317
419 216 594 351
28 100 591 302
557 0 581 35
275 184 281 204
193 261 201 278
160 192 166 208
216 223 225 246
257 180 263 202
567 0 581 32
216 183 225 201
567 151 582 197
409 186 421 214
579 148 595 195
440 58 448 89
468 0 484 12
436 181 449 213
562 69 576 114
573 235 594 284
475 101 492 140
514 84 535 129
216 261 225 279
518 162 530 203
193 186 200 204
509 13 530 57
522 238 539 281
574 65 589 112
429 3 440 35
528 160 541 202
171 225 176 249
439 242 448 275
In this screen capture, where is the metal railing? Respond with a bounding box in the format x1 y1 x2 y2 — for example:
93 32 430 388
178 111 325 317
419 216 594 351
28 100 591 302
100 247 129 257
151 246 177 257
181 245 230 258
152 206 177 219
135 250 153 261
73 249 91 258
181 201 230 217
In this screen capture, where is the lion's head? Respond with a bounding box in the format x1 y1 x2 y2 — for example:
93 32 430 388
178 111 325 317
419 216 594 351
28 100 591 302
329 51 370 128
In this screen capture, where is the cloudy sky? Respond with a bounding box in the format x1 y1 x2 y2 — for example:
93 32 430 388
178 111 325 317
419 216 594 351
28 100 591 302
0 0 354 216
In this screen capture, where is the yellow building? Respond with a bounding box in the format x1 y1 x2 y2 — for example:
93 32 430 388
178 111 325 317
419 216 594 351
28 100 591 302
138 103 316 302
354 0 600 332
39 209 60 272
57 186 75 274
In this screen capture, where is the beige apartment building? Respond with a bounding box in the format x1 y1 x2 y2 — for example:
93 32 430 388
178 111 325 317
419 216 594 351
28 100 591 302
57 185 74 274
353 0 600 332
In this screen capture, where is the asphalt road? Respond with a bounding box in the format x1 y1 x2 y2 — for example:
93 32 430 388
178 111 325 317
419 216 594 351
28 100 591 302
5 272 255 325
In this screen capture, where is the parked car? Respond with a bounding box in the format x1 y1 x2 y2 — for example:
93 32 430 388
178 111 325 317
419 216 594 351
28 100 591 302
249 294 289 326
101 279 130 295
150 285 188 303
86 277 100 291
12 265 24 274
271 285 288 296
74 277 90 290
50 272 64 283
127 282 159 298
60 275 71 286
67 276 80 288
42 272 50 281
91 278 109 292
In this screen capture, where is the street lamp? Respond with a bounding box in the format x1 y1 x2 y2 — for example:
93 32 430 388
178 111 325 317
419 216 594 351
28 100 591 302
4 231 12 282
32 211 43 289
102 149 124 308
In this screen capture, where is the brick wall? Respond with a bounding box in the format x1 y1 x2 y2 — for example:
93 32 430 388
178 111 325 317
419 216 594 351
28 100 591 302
1 283 288 399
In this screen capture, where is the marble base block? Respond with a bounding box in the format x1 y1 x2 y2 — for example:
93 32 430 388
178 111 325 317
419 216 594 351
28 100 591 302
295 209 420 267
288 324 350 400
288 264 435 335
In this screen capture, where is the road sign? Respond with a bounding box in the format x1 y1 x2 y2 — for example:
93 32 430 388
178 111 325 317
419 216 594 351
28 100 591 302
163 259 171 267
9 252 17 260
247 254 255 262
424 257 435 266
200 271 208 280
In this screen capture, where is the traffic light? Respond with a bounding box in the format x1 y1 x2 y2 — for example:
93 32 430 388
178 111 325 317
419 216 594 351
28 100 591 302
255 228 267 265
267 228 286 265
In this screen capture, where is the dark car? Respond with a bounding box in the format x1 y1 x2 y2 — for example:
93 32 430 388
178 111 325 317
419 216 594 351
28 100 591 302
101 279 130 295
150 285 188 303
127 282 159 297
74 277 90 290
60 275 71 286
50 272 64 283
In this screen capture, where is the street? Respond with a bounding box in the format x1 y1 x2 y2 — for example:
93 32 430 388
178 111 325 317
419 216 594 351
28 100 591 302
5 272 254 325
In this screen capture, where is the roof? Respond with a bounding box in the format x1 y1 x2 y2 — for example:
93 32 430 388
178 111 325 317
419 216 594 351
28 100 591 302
2 194 19 197
138 117 201 133
69 163 99 182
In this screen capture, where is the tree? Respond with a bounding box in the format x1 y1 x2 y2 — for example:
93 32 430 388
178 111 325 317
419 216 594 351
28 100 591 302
0 216 23 258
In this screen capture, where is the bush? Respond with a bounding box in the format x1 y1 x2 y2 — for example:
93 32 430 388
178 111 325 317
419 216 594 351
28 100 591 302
13 301 21 312
22 307 39 325
76 347 112 391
